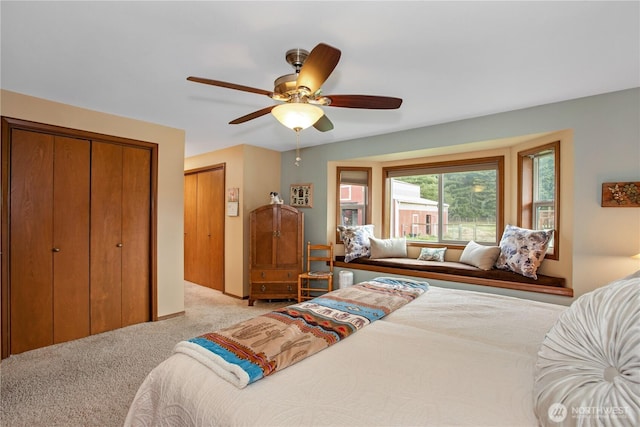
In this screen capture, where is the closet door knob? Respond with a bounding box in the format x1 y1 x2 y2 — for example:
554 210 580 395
52 248 60 252
116 243 123 248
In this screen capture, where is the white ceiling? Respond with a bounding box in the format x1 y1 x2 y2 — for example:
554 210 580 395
2 1 638 158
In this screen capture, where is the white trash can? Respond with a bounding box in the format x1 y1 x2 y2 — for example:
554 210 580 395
339 271 353 288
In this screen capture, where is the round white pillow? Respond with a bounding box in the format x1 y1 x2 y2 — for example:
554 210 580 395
534 271 640 426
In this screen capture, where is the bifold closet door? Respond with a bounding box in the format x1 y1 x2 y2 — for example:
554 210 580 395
10 130 90 354
183 167 224 291
91 142 151 334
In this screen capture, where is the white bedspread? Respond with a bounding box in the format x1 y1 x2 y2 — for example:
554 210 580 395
125 286 566 427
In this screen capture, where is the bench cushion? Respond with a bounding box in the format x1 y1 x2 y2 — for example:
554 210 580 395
336 256 566 288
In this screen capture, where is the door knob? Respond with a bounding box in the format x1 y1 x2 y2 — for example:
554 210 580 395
116 243 123 247
52 248 60 252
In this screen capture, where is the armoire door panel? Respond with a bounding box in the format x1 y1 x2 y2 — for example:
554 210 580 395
9 129 55 354
52 135 91 343
90 142 123 334
183 173 198 283
251 206 277 267
276 207 302 267
121 146 151 327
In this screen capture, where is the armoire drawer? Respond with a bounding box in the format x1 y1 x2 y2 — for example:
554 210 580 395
251 269 298 283
250 282 297 296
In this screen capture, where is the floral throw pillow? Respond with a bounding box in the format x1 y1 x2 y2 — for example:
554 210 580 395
337 225 375 262
417 247 447 262
495 224 554 279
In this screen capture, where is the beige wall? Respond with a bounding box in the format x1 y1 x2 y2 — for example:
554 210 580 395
1 90 186 317
185 144 280 298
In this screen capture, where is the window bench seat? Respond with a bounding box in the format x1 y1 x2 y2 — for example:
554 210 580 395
334 256 573 297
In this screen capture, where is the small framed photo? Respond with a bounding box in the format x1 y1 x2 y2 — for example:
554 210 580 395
290 183 313 208
227 201 239 216
227 187 239 202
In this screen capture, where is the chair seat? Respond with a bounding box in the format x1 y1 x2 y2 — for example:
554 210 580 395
302 271 333 278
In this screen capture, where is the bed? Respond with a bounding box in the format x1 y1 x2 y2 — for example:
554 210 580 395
125 274 639 427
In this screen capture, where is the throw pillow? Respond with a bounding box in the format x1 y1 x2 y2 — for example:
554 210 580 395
459 240 501 270
337 225 375 262
533 273 640 427
369 237 407 259
495 224 553 279
417 247 447 262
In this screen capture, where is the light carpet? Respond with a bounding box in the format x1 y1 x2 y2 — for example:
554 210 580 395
0 282 289 427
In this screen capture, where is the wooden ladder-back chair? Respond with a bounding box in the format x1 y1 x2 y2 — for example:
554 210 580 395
298 242 334 303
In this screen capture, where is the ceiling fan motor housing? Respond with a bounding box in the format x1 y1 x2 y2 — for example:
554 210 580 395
273 48 310 101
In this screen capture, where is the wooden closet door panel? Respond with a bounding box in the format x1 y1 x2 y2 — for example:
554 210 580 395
195 171 214 286
9 130 54 354
52 136 90 343
206 168 224 292
183 173 198 283
90 142 123 334
277 206 302 268
121 146 151 326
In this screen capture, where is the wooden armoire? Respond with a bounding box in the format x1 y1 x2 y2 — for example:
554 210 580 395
1 117 157 357
249 204 303 306
183 165 225 291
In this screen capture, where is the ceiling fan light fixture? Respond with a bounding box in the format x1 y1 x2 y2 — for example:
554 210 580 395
271 103 323 131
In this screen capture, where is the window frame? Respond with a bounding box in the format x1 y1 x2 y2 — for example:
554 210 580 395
382 156 504 248
336 166 372 243
518 141 560 260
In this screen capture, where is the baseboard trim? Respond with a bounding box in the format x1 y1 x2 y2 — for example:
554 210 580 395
157 311 185 321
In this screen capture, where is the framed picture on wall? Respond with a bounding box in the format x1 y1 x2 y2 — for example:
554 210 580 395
290 183 313 208
602 181 640 207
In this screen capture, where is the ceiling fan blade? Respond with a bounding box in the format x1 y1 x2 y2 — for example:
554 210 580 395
326 95 403 109
313 114 334 132
187 76 273 97
296 43 341 94
229 106 275 124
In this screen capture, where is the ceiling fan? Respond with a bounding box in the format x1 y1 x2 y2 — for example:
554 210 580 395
187 43 403 132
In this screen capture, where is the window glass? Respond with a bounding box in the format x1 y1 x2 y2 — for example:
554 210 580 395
336 167 371 239
385 158 502 245
519 142 559 258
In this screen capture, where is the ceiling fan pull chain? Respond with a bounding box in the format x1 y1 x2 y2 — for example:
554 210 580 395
295 129 302 167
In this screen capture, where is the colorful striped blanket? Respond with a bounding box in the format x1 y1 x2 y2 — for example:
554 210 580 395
174 277 428 388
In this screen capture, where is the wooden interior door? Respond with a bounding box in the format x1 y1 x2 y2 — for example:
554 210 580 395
52 136 90 343
121 146 151 327
185 166 224 291
9 129 55 354
1 117 158 357
195 170 213 287
9 130 91 353
183 173 198 283
90 142 123 334
205 167 224 292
